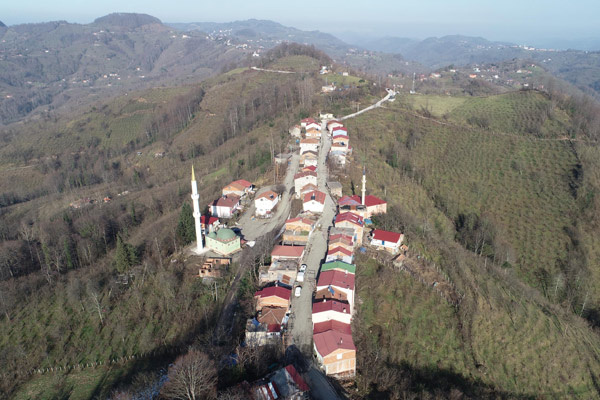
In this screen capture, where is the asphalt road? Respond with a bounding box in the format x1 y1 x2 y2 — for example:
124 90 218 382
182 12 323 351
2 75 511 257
288 120 337 355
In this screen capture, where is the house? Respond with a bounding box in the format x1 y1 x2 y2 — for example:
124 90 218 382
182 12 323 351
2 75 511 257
300 150 318 167
205 228 241 256
326 246 354 264
208 194 240 218
294 171 318 195
320 112 334 120
316 270 355 312
321 84 336 93
222 179 254 197
305 127 321 138
326 181 343 197
332 126 348 136
303 190 326 214
330 143 349 154
305 122 321 131
315 284 349 303
245 318 281 347
254 285 291 311
255 190 280 217
370 229 404 254
327 120 344 133
198 257 231 279
300 117 316 128
251 364 309 400
271 245 305 263
334 212 365 244
257 306 288 326
259 260 298 286
349 195 387 218
338 196 366 217
313 328 356 377
327 235 354 252
300 183 319 195
302 165 317 173
312 299 352 325
200 215 219 234
299 138 320 154
329 227 356 239
332 135 349 146
320 260 356 275
283 217 316 245
289 125 302 138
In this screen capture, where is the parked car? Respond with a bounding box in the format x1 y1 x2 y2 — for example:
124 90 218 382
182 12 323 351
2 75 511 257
299 264 307 272
295 286 302 297
297 271 305 283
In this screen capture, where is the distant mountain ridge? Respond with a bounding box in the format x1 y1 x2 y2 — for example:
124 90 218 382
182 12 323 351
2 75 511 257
0 13 246 124
93 12 162 29
0 21 6 28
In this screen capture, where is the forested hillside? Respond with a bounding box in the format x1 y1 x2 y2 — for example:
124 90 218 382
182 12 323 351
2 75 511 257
0 44 335 398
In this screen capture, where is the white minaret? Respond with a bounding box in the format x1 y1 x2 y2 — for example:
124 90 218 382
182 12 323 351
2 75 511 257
361 166 366 206
191 166 204 253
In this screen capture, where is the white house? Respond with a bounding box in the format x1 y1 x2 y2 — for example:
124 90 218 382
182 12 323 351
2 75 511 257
300 138 319 154
303 190 326 214
312 299 352 325
370 229 404 254
327 120 344 133
300 117 316 128
305 122 321 131
294 171 318 195
208 195 240 218
255 190 280 217
320 112 334 120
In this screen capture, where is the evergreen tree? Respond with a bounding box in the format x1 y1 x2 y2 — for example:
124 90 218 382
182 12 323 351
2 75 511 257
114 235 137 273
176 203 195 245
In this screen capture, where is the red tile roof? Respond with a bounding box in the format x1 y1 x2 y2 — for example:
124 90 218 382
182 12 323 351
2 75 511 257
329 233 353 242
313 320 353 335
294 170 317 180
327 246 353 257
372 229 403 243
301 117 316 124
332 126 348 133
200 215 219 225
300 138 319 144
312 299 350 315
233 179 252 188
284 365 310 392
350 194 386 207
267 324 281 333
302 165 317 172
329 236 354 247
254 286 291 301
335 212 364 227
271 245 305 258
313 330 355 357
303 190 326 204
286 217 315 226
317 270 355 290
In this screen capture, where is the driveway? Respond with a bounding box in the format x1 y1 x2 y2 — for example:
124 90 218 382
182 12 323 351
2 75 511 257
237 154 299 241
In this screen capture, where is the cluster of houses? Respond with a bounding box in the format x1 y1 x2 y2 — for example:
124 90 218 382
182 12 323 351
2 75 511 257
326 119 351 165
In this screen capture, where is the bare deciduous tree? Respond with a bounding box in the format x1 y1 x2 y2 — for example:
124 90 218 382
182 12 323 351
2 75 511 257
161 349 217 400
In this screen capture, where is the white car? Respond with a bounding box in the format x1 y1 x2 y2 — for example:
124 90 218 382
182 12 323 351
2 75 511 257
297 271 304 283
299 264 307 272
295 286 302 297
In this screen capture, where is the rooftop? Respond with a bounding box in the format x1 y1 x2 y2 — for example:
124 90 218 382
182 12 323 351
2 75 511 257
313 320 352 335
317 270 355 290
372 229 403 243
254 285 291 301
303 190 326 205
313 330 356 357
271 245 305 258
321 260 356 274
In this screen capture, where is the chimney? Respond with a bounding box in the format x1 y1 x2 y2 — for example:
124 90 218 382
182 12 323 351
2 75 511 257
343 307 347 313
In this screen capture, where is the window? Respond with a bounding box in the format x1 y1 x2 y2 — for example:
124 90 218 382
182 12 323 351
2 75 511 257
337 353 342 360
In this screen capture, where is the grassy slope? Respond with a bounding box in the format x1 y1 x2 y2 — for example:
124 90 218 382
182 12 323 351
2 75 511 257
344 91 600 397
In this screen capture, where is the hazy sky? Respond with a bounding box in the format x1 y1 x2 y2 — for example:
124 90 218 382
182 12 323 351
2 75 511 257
2 0 599 46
